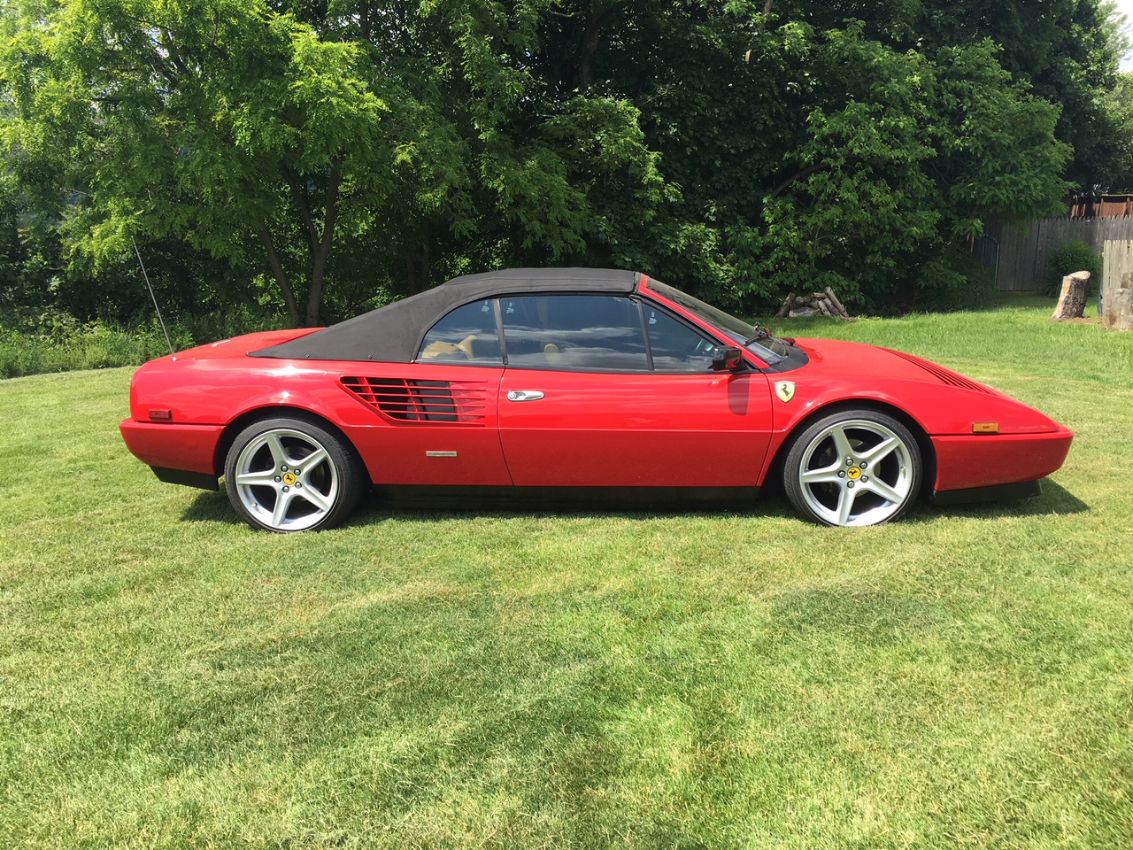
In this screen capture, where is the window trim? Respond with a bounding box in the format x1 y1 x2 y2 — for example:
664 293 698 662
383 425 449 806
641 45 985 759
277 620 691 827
412 290 755 375
492 297 509 366
636 299 654 371
413 298 505 367
497 293 653 374
641 279 784 371
636 296 742 374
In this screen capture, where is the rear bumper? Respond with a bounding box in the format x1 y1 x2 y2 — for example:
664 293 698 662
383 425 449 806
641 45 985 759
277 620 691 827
931 427 1073 493
119 419 224 477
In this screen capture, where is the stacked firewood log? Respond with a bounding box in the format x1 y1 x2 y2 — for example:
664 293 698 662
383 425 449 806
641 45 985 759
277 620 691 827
775 288 852 319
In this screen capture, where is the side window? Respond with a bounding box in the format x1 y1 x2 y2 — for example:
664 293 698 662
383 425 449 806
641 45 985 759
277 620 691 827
417 299 502 364
501 295 648 371
645 306 719 372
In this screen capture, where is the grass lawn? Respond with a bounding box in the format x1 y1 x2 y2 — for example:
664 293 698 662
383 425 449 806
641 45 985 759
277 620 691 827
2 296 1132 849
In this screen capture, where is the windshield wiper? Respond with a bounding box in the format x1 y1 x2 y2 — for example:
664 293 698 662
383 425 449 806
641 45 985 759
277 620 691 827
743 326 773 347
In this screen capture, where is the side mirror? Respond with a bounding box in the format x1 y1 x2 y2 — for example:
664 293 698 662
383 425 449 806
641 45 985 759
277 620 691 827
712 346 744 372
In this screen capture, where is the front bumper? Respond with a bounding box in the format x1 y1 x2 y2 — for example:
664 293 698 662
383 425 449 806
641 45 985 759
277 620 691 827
119 419 224 478
931 427 1074 493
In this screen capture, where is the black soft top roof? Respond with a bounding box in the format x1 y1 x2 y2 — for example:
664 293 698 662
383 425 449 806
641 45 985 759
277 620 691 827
251 267 641 363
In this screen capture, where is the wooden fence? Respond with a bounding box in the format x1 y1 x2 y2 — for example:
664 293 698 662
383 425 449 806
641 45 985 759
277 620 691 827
1102 239 1133 300
977 218 1133 294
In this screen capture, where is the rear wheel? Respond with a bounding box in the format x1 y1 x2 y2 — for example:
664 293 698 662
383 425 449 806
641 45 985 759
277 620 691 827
223 417 364 532
783 409 921 527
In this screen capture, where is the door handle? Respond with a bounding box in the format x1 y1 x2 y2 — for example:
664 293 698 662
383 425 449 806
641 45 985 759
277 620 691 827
506 390 545 402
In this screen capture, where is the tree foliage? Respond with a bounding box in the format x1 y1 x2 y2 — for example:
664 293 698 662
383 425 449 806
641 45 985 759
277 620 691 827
1104 71 1133 191
1044 239 1103 296
0 0 1126 325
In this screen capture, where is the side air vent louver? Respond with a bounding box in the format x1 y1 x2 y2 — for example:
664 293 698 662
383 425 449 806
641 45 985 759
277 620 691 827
884 349 989 393
341 377 488 425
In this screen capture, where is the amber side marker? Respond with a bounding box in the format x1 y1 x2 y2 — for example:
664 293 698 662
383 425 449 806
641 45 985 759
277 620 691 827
972 422 999 434
148 409 173 422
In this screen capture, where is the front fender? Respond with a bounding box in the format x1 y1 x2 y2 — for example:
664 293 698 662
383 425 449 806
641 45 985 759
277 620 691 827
758 375 1062 487
759 382 929 486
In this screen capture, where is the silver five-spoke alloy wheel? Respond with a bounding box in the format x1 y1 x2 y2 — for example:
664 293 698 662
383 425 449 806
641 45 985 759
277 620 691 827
224 417 364 532
234 428 338 531
785 411 921 527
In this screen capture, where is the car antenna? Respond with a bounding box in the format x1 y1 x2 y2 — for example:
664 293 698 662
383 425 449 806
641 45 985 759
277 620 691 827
132 236 174 356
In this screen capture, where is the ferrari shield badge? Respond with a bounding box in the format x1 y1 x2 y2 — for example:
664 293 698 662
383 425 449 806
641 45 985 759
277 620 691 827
775 380 796 403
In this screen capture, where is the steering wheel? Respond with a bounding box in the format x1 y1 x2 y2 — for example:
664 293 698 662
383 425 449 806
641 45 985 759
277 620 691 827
692 336 718 357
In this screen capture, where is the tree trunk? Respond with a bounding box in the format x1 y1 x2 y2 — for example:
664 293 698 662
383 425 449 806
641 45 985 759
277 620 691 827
305 169 341 328
404 236 433 294
579 24 602 89
285 166 342 327
259 225 301 326
578 2 619 89
1052 271 1091 320
358 0 372 40
1102 270 1133 331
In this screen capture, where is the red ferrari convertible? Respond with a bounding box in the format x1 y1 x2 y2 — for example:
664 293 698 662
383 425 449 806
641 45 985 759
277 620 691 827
121 268 1072 531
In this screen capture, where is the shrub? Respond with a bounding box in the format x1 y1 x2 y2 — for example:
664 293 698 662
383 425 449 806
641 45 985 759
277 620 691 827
0 313 285 379
909 248 999 312
0 302 289 379
0 322 164 379
1044 241 1102 296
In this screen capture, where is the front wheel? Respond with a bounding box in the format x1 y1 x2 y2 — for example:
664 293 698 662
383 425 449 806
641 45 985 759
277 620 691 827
783 409 921 527
223 417 365 532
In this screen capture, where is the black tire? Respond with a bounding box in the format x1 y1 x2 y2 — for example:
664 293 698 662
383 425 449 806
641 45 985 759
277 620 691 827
223 416 365 532
783 408 921 527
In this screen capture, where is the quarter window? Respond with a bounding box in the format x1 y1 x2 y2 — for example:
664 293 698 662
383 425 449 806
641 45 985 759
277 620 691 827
417 299 502 364
500 295 648 371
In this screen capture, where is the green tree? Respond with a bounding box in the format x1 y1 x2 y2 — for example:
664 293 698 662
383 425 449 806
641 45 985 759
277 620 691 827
1 0 666 325
0 0 1119 324
916 0 1126 191
559 3 1071 306
739 30 1069 305
1104 71 1133 190
2 0 397 325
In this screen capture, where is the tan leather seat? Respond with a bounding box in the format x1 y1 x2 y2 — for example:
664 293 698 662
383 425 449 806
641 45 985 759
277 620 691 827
421 334 478 360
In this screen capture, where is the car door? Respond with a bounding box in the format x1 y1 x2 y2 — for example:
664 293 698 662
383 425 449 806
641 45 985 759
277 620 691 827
496 294 774 487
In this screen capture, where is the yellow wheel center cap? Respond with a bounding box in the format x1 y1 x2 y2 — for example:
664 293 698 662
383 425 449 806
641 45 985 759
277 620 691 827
847 466 862 481
282 472 297 486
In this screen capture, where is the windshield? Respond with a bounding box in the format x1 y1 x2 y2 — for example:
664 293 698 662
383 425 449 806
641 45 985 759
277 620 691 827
646 279 793 364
